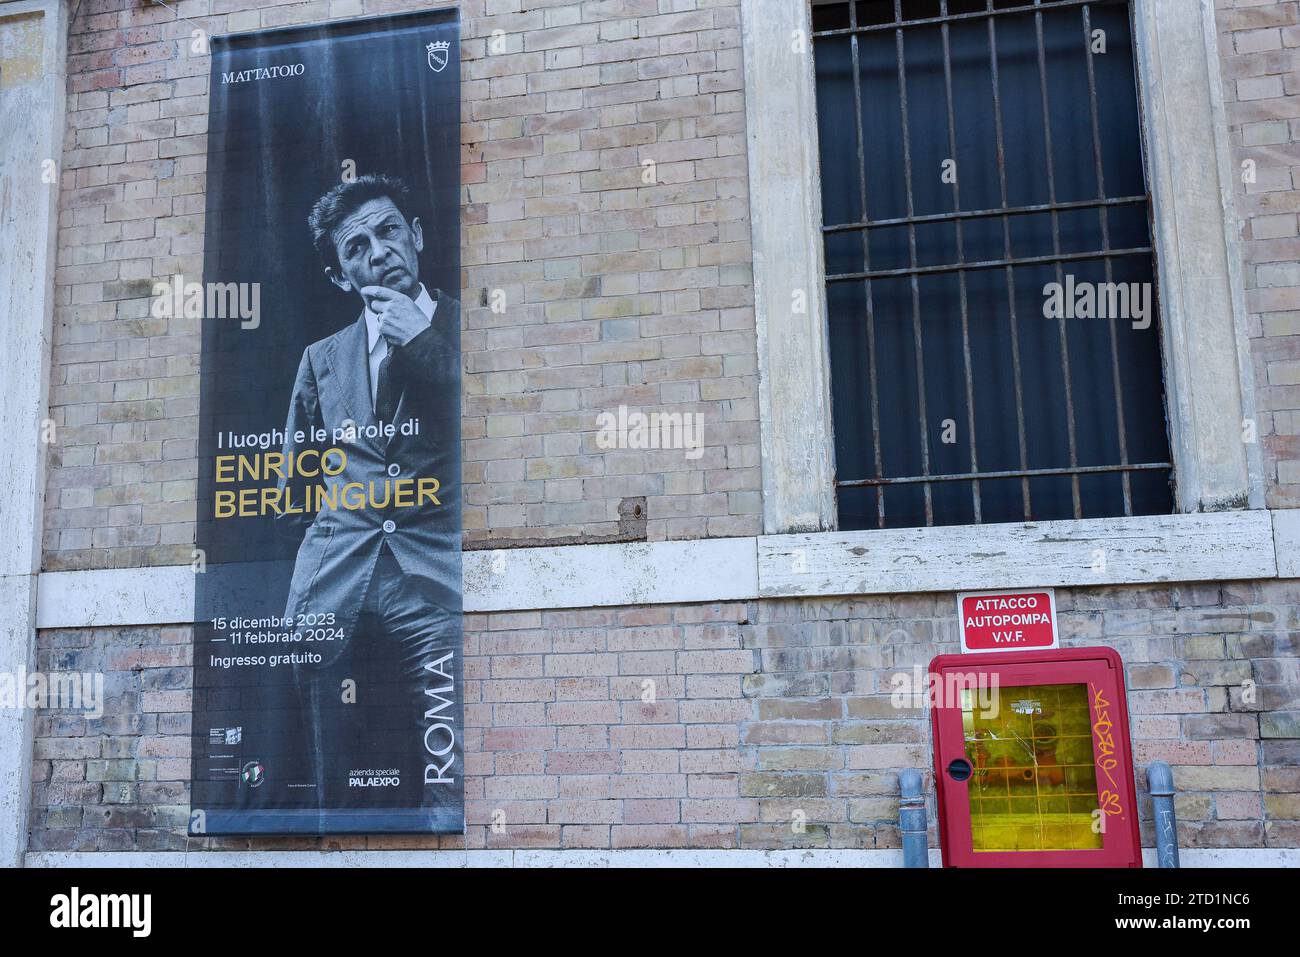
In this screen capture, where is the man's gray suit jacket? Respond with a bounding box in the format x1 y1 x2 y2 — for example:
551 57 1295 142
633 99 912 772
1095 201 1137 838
275 289 461 652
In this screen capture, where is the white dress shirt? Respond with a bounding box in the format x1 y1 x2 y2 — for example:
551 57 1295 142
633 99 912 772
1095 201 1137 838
364 284 436 410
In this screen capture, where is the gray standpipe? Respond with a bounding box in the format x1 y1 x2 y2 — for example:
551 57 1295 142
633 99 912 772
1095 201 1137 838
899 769 929 868
1147 761 1179 868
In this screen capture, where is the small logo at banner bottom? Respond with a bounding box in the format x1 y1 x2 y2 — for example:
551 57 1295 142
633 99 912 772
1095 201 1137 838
241 760 265 787
209 725 242 746
427 40 450 72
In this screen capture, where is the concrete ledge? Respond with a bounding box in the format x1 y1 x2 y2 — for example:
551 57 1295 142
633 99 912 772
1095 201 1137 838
759 511 1279 598
36 510 1291 627
24 848 1299 868
37 536 760 627
462 537 758 612
37 564 194 630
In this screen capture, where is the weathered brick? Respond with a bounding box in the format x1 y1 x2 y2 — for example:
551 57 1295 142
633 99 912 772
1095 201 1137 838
23 0 1300 861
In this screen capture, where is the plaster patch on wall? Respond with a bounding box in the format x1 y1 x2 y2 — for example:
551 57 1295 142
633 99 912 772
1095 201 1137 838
0 13 43 92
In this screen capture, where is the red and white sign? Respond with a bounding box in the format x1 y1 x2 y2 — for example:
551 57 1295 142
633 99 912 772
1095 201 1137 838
957 588 1058 653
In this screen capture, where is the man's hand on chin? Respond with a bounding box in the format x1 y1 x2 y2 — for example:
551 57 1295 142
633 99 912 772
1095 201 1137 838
361 284 429 348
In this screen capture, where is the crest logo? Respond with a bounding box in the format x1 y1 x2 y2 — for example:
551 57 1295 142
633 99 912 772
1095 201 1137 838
241 760 265 788
426 40 450 73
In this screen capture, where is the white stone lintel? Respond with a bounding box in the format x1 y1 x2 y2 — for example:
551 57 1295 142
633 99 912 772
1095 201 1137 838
35 510 1289 628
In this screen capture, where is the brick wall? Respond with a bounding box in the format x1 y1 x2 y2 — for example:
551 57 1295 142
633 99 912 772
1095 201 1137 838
29 582 1300 851
29 0 1300 857
44 0 759 572
1215 0 1300 504
43 0 1300 566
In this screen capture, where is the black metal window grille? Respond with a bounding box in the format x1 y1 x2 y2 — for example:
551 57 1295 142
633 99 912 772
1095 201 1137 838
812 0 1175 530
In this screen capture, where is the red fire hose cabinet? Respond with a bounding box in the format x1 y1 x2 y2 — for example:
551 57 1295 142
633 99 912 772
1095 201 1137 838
930 647 1142 867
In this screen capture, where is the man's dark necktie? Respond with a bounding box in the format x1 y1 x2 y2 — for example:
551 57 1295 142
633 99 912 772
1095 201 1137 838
374 347 399 425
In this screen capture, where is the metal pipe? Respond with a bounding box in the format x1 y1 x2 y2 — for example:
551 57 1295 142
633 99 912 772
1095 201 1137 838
822 194 1149 234
825 244 1154 283
812 0 1126 38
1147 761 1179 868
838 459 1171 489
899 769 929 868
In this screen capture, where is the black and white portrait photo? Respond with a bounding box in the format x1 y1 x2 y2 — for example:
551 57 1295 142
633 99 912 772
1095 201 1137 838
190 9 463 835
276 173 462 828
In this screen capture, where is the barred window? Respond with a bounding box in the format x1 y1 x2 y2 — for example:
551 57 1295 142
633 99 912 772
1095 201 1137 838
812 0 1174 530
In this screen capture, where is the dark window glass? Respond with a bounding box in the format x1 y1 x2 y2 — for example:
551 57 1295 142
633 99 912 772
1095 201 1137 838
813 0 1173 529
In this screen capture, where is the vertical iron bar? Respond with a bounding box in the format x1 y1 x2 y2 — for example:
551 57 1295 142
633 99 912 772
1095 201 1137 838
1034 1 1083 518
940 1 982 523
895 0 934 526
987 10 1033 520
1082 3 1134 516
848 2 888 529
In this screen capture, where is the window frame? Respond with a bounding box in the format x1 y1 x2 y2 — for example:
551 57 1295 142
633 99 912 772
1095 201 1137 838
741 0 1265 542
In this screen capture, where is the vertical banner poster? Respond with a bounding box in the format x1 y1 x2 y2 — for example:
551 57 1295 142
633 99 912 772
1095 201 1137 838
189 9 462 835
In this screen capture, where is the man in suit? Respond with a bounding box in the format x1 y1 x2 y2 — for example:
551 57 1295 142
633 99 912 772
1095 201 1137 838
274 173 462 830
